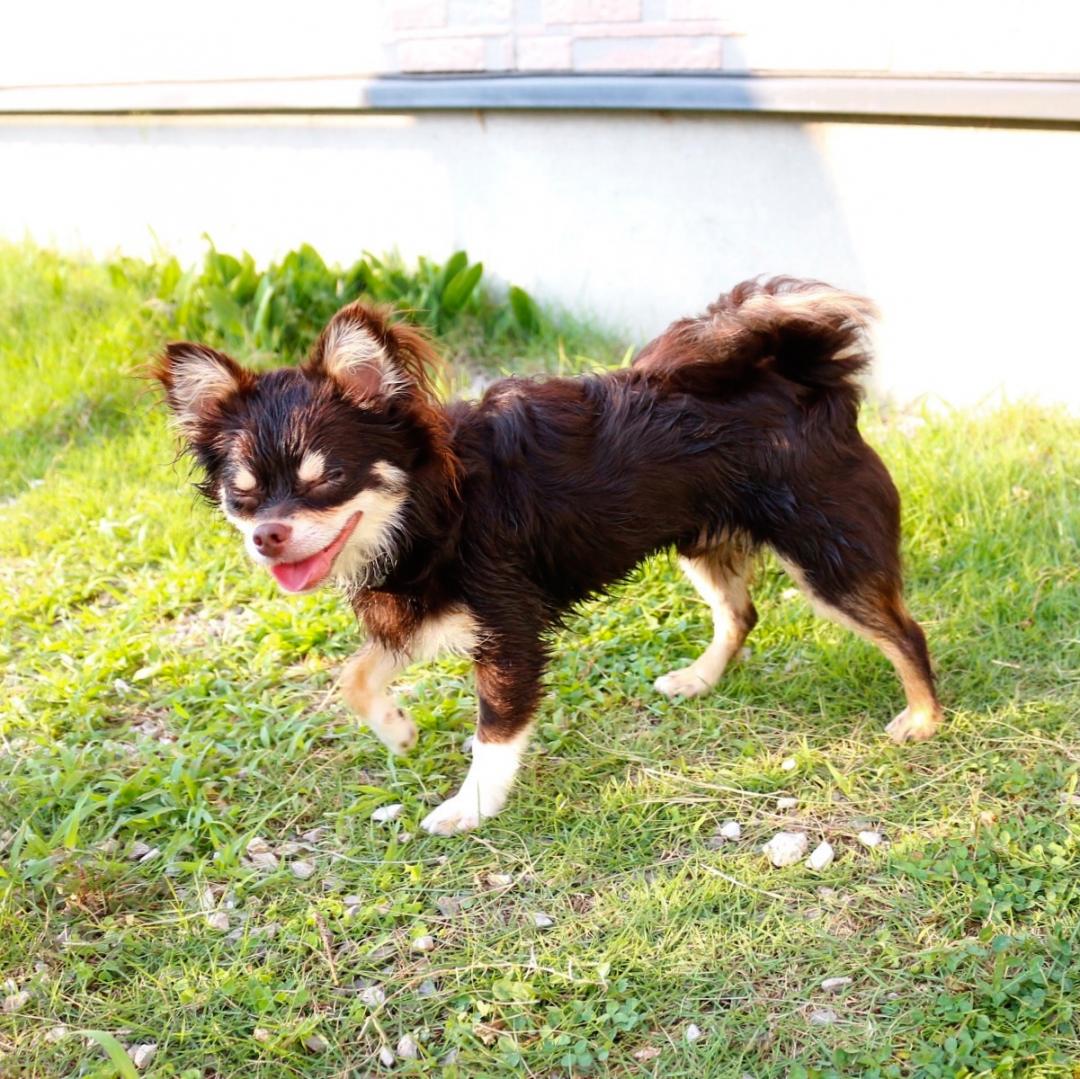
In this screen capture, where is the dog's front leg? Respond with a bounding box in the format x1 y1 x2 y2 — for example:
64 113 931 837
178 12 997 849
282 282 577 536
340 642 417 754
421 655 542 836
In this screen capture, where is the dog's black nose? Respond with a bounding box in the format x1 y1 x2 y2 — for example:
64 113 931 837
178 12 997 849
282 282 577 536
253 521 292 558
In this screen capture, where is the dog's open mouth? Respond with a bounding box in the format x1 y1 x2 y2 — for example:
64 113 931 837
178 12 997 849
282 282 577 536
270 513 362 593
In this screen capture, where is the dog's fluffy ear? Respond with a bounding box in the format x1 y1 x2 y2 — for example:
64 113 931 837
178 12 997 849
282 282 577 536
306 302 438 406
152 343 252 433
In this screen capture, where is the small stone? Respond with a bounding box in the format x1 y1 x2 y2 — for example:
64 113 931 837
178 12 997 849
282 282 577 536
397 1033 419 1059
633 1045 662 1062
253 1028 272 1043
372 804 403 823
2 991 29 1013
246 836 279 871
532 912 555 929
411 934 435 953
301 826 325 842
343 894 364 907
436 896 461 917
762 831 809 867
128 841 153 861
809 1007 837 1026
776 797 798 811
359 985 386 1007
206 911 230 932
379 1045 396 1068
417 979 437 997
486 872 514 887
821 976 853 992
806 841 835 871
46 1026 68 1043
685 1022 704 1043
129 1044 157 1069
290 859 315 880
304 1034 328 1054
398 832 413 844
718 820 742 841
857 830 884 848
781 757 797 771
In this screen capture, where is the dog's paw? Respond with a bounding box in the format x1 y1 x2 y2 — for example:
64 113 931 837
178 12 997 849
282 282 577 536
369 705 419 755
654 667 712 699
420 793 484 836
886 705 942 744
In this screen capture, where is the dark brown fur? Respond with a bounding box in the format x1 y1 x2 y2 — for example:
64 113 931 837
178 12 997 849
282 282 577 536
155 277 943 813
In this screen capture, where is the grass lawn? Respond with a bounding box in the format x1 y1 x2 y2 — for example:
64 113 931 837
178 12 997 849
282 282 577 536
1 243 1079 1078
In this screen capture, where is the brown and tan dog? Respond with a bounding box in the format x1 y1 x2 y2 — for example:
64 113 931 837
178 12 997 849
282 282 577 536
154 277 942 835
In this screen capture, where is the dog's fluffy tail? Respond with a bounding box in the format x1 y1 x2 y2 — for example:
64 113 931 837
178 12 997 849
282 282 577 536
634 277 877 411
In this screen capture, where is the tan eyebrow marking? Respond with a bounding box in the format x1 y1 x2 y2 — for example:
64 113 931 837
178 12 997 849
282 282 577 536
298 450 326 484
233 466 257 492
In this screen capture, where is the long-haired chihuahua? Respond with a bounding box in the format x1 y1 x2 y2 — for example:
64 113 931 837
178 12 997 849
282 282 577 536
154 278 943 835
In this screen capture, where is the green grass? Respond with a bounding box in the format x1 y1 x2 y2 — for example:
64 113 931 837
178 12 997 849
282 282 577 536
1 242 1079 1078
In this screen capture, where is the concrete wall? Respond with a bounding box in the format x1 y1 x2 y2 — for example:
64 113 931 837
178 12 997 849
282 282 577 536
2 109 1077 407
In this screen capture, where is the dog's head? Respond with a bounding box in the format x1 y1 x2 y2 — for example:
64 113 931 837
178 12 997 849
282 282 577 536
154 303 449 593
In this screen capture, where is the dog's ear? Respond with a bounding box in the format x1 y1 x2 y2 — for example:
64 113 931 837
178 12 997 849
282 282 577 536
306 302 438 406
152 343 253 434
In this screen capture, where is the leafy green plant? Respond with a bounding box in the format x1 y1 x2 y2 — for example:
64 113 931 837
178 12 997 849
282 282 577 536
146 239 540 366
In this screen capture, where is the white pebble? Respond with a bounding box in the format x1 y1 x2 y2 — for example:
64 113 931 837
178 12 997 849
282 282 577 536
486 872 514 887
806 841 835 871
857 830 884 848
379 1045 396 1068
372 804 403 824
253 1028 272 1043
809 1007 837 1026
46 1026 68 1043
2 991 29 1013
685 1022 704 1043
304 1034 328 1054
411 934 435 953
129 1043 157 1069
821 976 853 992
359 985 386 1007
246 836 279 871
762 831 808 867
397 1033 419 1059
532 912 555 929
781 757 797 771
776 797 798 811
718 820 742 841
206 911 230 932
128 841 153 861
290 859 315 880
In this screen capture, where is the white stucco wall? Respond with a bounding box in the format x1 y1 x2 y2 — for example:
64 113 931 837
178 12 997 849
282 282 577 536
2 110 1078 406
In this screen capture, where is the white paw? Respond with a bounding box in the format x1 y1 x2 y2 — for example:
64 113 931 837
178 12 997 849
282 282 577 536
654 667 713 699
369 705 418 755
420 792 485 836
886 706 942 744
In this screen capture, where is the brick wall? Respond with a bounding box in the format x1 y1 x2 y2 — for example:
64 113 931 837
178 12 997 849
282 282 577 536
382 0 1080 78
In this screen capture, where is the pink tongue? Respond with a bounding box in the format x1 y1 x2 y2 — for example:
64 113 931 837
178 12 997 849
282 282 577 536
271 549 334 593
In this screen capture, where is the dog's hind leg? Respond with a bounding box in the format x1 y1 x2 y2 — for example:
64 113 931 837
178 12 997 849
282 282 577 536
654 545 758 699
772 462 943 744
340 643 417 754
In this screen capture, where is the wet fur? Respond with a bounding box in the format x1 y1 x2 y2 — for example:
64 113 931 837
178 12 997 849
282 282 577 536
155 278 943 831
